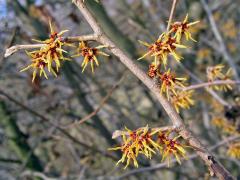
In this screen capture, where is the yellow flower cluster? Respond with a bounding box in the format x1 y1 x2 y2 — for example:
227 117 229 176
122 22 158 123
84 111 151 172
227 143 240 159
138 14 198 67
158 131 187 166
197 48 211 61
170 90 194 113
72 41 109 73
170 14 199 42
21 21 70 82
221 19 238 39
212 117 239 135
109 126 187 169
138 33 186 67
159 69 186 99
20 21 108 82
139 14 198 112
206 64 233 91
211 116 240 160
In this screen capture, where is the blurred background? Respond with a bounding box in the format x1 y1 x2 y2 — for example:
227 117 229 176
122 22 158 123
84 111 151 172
0 0 240 179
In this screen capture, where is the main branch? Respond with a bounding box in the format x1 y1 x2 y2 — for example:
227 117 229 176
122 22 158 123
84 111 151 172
72 0 234 179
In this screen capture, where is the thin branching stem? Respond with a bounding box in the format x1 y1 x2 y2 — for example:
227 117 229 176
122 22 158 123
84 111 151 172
62 73 126 128
167 0 179 31
4 34 98 57
71 1 234 179
0 89 117 160
181 80 240 91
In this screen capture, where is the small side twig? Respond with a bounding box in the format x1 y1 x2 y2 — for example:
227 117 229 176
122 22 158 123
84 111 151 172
178 63 231 107
181 80 240 91
4 44 44 57
4 34 98 58
63 33 99 42
62 73 125 128
21 170 58 180
167 0 179 31
112 126 174 139
0 89 117 160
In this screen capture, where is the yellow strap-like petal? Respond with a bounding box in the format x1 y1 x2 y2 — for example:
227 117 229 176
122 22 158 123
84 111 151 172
97 51 109 57
138 40 150 47
93 56 99 66
91 60 94 73
42 68 48 79
137 51 151 61
20 65 33 72
58 30 69 36
49 20 54 34
32 70 37 82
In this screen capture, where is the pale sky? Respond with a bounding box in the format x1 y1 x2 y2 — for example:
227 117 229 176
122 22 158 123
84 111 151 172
0 0 7 18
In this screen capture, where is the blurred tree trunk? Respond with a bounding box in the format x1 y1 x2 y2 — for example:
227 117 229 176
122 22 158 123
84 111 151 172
85 0 137 57
0 101 43 171
62 62 117 146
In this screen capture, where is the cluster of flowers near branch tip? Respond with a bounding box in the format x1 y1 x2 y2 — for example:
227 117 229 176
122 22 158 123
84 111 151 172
109 126 188 169
21 22 70 82
207 64 233 91
227 143 240 159
21 21 108 82
72 41 109 73
138 14 233 113
138 14 198 112
212 117 240 159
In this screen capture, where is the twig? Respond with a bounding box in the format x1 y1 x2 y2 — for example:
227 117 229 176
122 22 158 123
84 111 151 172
152 126 175 132
21 170 59 180
0 89 49 121
63 33 99 42
112 126 174 139
0 27 17 61
62 73 125 128
181 80 240 91
4 44 44 57
114 135 240 179
0 157 21 164
178 63 231 107
4 34 98 58
72 1 234 179
167 0 179 31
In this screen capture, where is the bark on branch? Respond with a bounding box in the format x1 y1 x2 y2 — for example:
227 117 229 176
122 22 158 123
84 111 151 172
72 0 234 179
